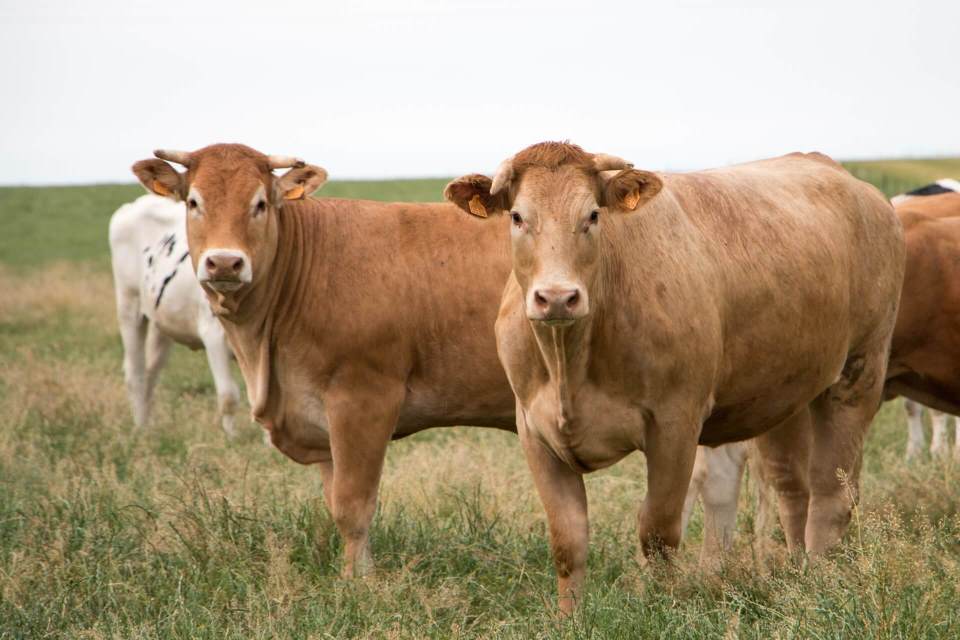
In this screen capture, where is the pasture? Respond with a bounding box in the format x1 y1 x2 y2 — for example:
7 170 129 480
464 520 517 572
1 161 959 638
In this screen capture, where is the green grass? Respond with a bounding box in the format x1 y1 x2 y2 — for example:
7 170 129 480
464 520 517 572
1 160 959 638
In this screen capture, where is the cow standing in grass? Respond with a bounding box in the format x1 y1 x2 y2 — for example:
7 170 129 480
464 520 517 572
109 195 241 436
684 181 960 567
130 144 517 578
446 141 904 613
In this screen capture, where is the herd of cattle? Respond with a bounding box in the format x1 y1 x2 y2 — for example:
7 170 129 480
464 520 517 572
108 143 959 613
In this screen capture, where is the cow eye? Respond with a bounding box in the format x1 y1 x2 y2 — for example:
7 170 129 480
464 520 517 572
589 210 600 224
511 212 523 227
255 200 266 215
187 198 198 209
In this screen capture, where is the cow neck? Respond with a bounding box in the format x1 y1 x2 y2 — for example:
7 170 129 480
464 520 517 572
226 201 317 422
530 318 593 433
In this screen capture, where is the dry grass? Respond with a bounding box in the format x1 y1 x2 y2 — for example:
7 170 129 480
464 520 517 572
1 263 958 638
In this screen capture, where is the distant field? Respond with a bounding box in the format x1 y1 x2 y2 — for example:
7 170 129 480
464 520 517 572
2 156 956 272
1 160 959 638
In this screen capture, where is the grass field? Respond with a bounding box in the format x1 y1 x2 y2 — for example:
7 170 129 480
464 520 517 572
1 161 959 638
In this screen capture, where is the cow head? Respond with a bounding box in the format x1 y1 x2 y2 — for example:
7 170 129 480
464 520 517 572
445 141 662 325
132 144 327 309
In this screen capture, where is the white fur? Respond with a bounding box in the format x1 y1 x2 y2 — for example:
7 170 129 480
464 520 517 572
109 194 242 437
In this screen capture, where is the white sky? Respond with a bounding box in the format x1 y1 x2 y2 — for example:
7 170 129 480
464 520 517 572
1 0 958 185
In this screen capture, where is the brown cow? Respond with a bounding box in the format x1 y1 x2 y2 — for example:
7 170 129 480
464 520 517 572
131 144 517 577
686 189 960 568
446 141 904 612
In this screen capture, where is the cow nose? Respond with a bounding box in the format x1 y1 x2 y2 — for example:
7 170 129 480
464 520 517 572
205 255 244 275
533 288 582 316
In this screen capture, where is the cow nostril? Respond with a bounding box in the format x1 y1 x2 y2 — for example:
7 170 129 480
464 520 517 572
534 291 549 307
205 257 216 271
566 290 580 308
231 258 244 272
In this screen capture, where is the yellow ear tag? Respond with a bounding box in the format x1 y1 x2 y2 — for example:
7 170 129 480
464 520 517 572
623 189 641 210
468 194 488 218
152 180 171 196
284 184 305 200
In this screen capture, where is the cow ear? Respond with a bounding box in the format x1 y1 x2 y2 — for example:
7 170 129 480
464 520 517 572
600 169 662 212
132 159 184 201
273 164 328 202
444 174 509 218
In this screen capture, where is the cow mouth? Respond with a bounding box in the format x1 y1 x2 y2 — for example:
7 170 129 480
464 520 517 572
532 316 578 328
204 279 245 293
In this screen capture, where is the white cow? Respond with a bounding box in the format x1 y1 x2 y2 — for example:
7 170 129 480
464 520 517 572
109 195 241 436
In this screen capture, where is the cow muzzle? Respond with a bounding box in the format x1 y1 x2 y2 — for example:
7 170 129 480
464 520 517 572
197 249 252 293
527 285 589 326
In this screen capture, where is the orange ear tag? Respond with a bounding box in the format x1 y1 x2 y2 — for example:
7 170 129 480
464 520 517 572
152 180 171 196
284 184 305 200
468 194 488 218
623 189 641 210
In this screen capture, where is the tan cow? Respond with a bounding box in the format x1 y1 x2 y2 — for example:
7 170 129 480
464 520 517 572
446 141 904 612
687 189 960 568
131 144 517 577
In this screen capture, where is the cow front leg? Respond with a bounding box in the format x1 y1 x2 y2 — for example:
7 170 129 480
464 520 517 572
198 320 240 438
324 375 404 578
116 289 149 427
518 409 588 616
638 418 698 561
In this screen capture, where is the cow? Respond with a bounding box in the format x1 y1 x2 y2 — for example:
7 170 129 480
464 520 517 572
130 144 517 578
445 141 904 612
109 195 242 436
683 182 960 566
893 180 960 460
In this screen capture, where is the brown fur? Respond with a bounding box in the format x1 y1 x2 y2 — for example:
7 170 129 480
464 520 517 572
886 192 960 412
132 144 517 578
448 142 905 613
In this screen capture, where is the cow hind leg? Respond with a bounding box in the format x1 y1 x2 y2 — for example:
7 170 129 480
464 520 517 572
697 442 749 567
805 351 887 555
929 410 949 458
116 289 149 428
904 400 926 461
754 408 812 554
681 447 709 538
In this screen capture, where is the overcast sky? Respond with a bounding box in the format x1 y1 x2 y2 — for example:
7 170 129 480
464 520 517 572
1 0 958 185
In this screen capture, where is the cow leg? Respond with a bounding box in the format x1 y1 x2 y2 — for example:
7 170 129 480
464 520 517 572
954 419 960 462
697 442 749 567
680 447 709 539
929 410 949 458
518 408 588 616
754 408 812 553
116 289 149 428
638 418 698 561
199 320 240 438
747 441 778 554
144 321 172 422
904 400 926 460
805 352 887 555
324 375 403 578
